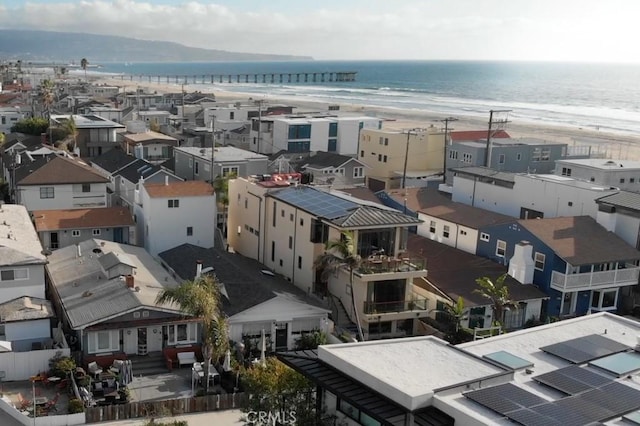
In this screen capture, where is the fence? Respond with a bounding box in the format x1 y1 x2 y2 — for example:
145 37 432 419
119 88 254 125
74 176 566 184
0 348 70 381
85 393 248 423
0 395 85 426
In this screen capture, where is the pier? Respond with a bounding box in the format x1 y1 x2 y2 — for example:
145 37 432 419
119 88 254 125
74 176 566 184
117 71 357 84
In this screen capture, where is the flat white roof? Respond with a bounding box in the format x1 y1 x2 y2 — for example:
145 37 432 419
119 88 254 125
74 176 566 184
176 146 268 162
517 173 615 192
556 158 640 170
50 114 125 129
318 336 506 411
0 204 46 266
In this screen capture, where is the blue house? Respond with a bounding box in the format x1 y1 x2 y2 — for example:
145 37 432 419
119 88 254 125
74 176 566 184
476 216 640 318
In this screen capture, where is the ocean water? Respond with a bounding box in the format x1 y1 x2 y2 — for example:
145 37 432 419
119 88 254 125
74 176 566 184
95 60 640 136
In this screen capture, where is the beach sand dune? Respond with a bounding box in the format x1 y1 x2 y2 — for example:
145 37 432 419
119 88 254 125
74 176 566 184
97 77 640 161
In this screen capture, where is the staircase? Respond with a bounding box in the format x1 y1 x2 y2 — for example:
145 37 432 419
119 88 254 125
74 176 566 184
330 295 360 338
129 352 167 376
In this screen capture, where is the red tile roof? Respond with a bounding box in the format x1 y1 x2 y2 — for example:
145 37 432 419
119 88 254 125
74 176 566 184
33 207 134 231
451 130 510 142
144 180 214 198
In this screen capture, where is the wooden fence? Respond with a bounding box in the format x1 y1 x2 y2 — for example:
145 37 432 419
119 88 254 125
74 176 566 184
85 393 248 423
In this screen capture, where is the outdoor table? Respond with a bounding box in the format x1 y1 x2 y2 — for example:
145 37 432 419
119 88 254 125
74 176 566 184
192 362 219 385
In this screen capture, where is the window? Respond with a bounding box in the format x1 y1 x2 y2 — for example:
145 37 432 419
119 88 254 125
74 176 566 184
360 150 364 157
0 269 28 281
498 154 505 164
88 330 119 354
631 178 635 183
460 229 467 236
40 187 54 199
281 209 285 217
300 218 304 226
353 167 364 178
449 150 458 160
82 183 91 192
167 323 198 344
429 221 436 233
541 149 550 161
378 154 382 162
221 166 239 177
195 162 199 175
97 331 110 350
532 148 541 162
480 232 490 242
298 256 302 269
384 138 389 146
383 155 387 163
516 153 522 161
168 199 179 208
620 178 626 184
443 225 450 238
339 399 359 421
379 137 384 145
288 236 293 249
189 158 193 168
462 153 473 163
534 252 545 270
72 230 81 237
496 240 506 257
230 111 235 120
92 229 101 236
187 226 193 236
310 219 329 244
272 202 277 227
561 167 572 176
271 241 275 262
327 139 337 152
591 289 618 310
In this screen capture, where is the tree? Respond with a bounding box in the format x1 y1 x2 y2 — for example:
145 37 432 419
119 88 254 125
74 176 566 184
474 273 515 327
314 230 365 341
11 117 49 135
80 58 88 82
445 296 466 333
294 330 327 350
61 115 77 152
39 79 55 119
212 172 235 237
155 275 226 393
0 132 5 146
242 357 320 425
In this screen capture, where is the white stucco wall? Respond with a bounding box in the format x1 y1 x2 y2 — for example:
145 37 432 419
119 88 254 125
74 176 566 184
416 213 478 255
5 319 50 341
18 183 107 211
0 264 45 304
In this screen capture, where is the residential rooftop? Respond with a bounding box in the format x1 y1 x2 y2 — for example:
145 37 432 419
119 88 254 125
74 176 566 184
0 296 55 322
596 190 640 212
46 239 181 329
556 158 640 170
451 130 510 142
123 130 178 143
50 114 125 129
144 180 215 198
175 146 268 163
0 204 47 266
33 207 134 232
16 155 109 186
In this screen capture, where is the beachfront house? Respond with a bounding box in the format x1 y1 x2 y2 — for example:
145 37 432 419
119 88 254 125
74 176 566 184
249 113 382 156
359 127 445 191
554 158 640 192
228 177 430 340
475 216 640 318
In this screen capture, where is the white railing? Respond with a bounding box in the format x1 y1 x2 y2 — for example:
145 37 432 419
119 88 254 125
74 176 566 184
551 265 640 291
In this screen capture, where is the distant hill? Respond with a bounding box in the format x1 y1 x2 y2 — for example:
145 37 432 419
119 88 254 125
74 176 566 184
0 30 313 62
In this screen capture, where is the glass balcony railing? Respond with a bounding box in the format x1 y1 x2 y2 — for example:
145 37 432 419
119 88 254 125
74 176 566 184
358 256 426 274
363 295 428 315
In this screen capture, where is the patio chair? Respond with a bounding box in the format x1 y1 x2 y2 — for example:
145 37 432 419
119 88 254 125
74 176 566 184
17 393 31 411
110 359 124 374
88 361 103 378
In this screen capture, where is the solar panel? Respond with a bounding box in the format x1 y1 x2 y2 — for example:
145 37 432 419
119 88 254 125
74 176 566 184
506 408 563 426
529 402 594 426
540 334 629 364
580 381 640 416
533 365 612 395
271 187 359 220
483 351 534 370
463 383 547 415
589 352 640 377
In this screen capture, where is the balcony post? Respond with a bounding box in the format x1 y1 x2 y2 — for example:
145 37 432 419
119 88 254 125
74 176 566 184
590 265 594 288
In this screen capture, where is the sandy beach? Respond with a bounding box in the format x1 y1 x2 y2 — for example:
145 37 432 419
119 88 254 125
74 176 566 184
95 77 640 161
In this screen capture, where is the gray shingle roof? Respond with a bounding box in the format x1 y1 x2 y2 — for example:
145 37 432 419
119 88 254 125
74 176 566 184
304 152 357 169
115 159 161 183
518 216 640 265
331 206 422 228
91 148 137 174
596 191 640 212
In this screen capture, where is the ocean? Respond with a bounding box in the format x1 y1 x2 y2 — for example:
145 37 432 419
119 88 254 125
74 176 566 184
93 60 640 136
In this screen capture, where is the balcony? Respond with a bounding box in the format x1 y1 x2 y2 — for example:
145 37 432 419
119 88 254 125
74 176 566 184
551 264 640 292
363 294 428 315
357 256 426 275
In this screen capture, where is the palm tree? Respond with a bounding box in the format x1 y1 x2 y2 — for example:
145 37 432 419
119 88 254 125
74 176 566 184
156 275 226 393
62 115 77 152
39 79 55 119
80 58 88 82
445 296 467 333
474 273 515 327
314 230 365 341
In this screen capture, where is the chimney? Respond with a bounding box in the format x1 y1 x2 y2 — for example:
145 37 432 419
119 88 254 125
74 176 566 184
125 274 135 289
165 175 169 186
508 241 535 284
196 260 203 279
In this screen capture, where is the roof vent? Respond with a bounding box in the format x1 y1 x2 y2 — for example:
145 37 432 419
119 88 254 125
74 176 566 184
92 248 102 254
134 286 140 292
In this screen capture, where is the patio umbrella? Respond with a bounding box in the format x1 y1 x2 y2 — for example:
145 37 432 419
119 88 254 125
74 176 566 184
260 329 266 366
0 341 11 352
223 349 232 372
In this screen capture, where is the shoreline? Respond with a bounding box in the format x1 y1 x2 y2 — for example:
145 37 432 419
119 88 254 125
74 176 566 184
95 76 640 160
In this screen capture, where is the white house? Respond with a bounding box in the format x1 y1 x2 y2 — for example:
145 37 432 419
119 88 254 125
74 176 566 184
0 106 28 134
136 180 216 256
554 158 640 193
14 155 109 211
0 204 47 304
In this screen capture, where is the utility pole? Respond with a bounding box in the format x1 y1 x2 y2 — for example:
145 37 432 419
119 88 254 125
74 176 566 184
181 84 186 129
440 117 458 184
210 117 215 184
485 110 511 167
253 99 266 154
402 129 417 189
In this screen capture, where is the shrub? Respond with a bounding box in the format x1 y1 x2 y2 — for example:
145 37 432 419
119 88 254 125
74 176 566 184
68 398 84 414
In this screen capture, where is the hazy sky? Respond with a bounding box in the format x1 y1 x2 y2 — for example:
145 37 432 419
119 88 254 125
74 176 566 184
2 0 640 62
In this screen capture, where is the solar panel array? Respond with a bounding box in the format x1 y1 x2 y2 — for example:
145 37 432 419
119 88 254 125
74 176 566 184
270 187 358 219
540 334 629 364
464 383 546 414
533 365 612 395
